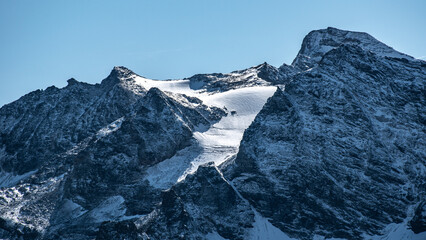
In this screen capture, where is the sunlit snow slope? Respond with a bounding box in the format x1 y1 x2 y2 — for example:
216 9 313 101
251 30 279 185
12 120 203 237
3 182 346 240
134 76 277 189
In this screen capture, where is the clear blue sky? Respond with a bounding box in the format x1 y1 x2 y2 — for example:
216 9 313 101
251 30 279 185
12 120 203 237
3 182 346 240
1 0 425 106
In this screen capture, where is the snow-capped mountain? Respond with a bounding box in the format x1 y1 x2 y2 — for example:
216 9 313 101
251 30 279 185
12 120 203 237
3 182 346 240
0 27 425 240
291 27 415 71
226 43 425 239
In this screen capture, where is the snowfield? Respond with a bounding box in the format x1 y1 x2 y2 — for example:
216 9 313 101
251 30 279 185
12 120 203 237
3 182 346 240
135 76 277 189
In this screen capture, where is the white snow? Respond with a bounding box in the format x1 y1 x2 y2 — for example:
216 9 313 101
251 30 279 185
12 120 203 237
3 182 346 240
295 28 415 70
96 117 125 138
85 195 144 222
363 205 426 240
88 195 127 223
0 173 66 231
179 86 277 181
364 223 426 240
0 170 37 188
215 166 294 240
144 143 202 189
310 205 426 240
136 75 276 189
135 77 196 96
248 211 296 240
61 199 88 219
0 147 38 188
313 236 346 240
206 232 228 240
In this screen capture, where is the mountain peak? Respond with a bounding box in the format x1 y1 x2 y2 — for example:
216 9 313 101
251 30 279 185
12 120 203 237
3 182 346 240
253 62 275 71
292 27 413 70
66 78 79 86
100 66 138 88
111 66 136 78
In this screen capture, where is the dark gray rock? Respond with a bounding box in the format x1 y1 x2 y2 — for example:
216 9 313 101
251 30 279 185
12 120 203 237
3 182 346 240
291 27 415 71
0 69 226 239
0 66 145 175
187 62 290 92
226 42 425 239
410 201 426 234
139 163 254 240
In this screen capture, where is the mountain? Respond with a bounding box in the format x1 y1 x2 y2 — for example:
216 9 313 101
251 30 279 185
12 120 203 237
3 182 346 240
291 27 415 71
0 27 425 240
226 43 425 239
187 62 294 92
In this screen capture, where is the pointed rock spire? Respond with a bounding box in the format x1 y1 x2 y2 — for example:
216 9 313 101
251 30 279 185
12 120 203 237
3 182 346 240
100 66 138 88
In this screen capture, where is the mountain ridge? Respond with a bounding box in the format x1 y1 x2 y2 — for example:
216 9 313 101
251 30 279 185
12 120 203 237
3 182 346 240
0 27 425 240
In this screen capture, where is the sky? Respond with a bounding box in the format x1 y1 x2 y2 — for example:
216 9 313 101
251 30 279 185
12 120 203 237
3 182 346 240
0 0 425 106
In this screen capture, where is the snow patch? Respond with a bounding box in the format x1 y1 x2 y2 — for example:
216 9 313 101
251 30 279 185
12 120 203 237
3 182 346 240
0 170 37 188
88 195 126 223
364 223 426 240
144 143 202 189
134 77 196 96
179 86 277 181
214 167 294 240
363 205 426 240
96 117 125 138
248 211 296 240
313 235 346 240
61 199 88 219
138 74 277 189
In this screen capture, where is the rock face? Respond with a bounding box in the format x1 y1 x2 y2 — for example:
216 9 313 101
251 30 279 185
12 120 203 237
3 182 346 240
410 201 426 234
0 67 226 239
292 27 414 70
227 32 425 239
0 27 425 240
0 66 145 175
187 62 291 92
139 163 254 240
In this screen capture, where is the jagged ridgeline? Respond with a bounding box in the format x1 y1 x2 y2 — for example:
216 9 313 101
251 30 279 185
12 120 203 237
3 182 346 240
0 27 425 240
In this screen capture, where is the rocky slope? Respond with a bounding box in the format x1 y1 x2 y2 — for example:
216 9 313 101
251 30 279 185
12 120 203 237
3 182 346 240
0 67 226 239
291 27 414 71
226 32 426 239
0 67 145 175
187 62 294 92
0 27 425 240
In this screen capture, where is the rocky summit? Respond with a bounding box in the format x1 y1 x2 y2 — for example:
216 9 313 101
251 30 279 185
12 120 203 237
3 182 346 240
0 27 425 240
